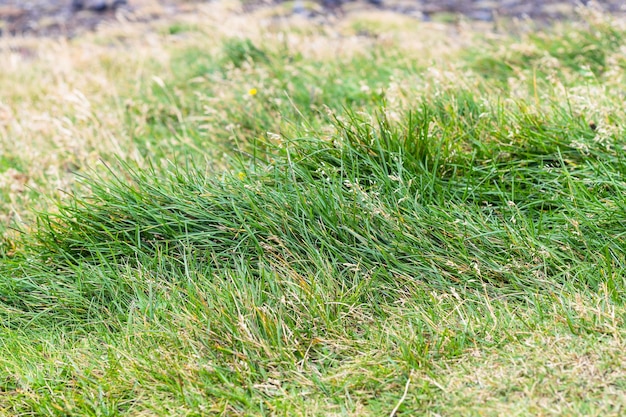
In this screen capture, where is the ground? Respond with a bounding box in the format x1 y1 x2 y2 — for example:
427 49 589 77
0 0 624 36
2 1 626 416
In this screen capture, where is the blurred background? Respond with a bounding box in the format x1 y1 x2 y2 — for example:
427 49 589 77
0 0 624 36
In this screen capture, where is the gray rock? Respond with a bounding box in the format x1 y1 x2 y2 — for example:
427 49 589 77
72 0 127 12
469 9 494 21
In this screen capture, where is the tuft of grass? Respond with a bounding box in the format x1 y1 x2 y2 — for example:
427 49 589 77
222 37 270 68
3 3 626 415
466 10 626 92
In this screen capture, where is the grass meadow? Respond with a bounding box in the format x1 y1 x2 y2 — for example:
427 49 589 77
2 2 626 415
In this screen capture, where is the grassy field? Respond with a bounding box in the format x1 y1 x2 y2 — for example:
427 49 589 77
2 2 626 415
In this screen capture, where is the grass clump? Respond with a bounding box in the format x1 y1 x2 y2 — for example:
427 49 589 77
3 4 626 416
222 37 270 68
466 9 626 91
5 93 626 413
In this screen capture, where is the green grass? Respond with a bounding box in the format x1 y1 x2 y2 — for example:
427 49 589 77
2 4 626 416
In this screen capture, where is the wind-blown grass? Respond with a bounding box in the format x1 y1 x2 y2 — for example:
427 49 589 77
2 5 626 416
